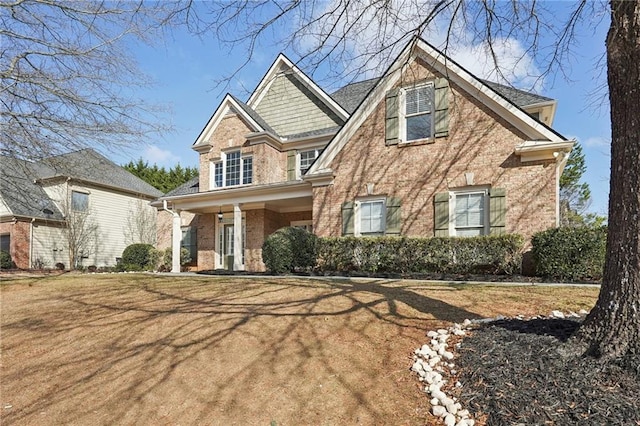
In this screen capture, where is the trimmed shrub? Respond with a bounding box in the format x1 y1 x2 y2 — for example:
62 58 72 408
1 250 15 270
55 262 65 271
162 247 192 271
121 243 155 271
532 226 606 281
316 234 524 276
262 227 318 274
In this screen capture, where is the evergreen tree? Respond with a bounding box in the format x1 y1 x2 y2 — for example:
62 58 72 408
123 159 198 193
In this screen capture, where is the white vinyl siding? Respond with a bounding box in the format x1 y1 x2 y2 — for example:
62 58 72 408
31 224 67 268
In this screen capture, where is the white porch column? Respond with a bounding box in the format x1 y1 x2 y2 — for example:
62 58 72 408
171 210 182 273
233 204 244 271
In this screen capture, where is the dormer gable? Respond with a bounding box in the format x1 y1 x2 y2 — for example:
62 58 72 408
247 54 349 137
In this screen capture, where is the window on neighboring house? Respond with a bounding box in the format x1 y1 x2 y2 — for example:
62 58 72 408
357 199 386 236
212 151 253 188
403 83 434 142
181 226 197 263
453 191 487 236
71 191 88 212
0 234 9 253
299 149 320 175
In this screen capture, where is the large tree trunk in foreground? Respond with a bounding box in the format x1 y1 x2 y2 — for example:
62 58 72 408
577 0 640 369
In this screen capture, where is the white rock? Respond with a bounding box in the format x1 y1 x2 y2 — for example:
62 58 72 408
450 369 457 375
453 329 466 336
453 323 462 330
427 330 439 338
456 420 470 426
431 339 440 347
579 309 589 315
568 311 580 318
432 405 447 417
411 361 423 373
428 383 442 393
462 319 472 327
551 310 565 318
458 409 470 418
442 351 454 360
455 381 462 388
445 401 458 415
428 356 441 367
467 419 475 426
430 397 439 406
438 346 446 356
437 328 448 335
431 389 447 402
444 413 456 426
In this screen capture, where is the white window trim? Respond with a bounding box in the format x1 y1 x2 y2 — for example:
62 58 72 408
448 187 490 237
211 150 253 189
291 220 313 233
354 197 386 237
399 82 435 144
70 190 90 212
297 148 321 178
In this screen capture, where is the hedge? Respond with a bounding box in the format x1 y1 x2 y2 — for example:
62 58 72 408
1 250 15 270
262 227 318 274
532 226 606 281
315 234 524 275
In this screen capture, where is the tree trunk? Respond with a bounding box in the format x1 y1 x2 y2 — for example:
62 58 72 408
577 0 640 370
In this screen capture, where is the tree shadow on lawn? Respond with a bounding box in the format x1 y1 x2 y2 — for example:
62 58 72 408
1 276 481 425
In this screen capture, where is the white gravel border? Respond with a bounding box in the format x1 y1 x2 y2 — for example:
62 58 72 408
411 309 589 426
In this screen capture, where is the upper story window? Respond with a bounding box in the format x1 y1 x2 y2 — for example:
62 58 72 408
402 83 434 142
453 191 487 236
71 191 89 212
299 149 320 175
212 150 253 188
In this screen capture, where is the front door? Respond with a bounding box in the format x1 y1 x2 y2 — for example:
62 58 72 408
223 224 234 270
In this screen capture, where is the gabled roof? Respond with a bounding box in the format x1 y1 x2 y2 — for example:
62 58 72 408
0 149 162 221
0 156 64 220
330 78 381 114
36 149 162 197
247 54 349 120
193 94 277 149
308 37 570 175
481 80 553 107
164 176 200 197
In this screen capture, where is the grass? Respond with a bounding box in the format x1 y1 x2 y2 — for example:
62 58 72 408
0 273 599 425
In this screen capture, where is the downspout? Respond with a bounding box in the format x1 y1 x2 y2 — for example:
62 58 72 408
162 200 181 273
554 150 570 227
30 218 35 269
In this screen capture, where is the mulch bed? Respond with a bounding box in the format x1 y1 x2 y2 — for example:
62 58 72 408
454 317 640 425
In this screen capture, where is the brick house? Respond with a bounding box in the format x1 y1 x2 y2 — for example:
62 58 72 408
155 37 573 273
0 149 162 269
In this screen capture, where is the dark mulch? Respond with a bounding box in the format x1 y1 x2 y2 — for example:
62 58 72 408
455 318 640 425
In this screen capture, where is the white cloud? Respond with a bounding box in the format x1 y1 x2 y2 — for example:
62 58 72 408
583 136 610 148
143 144 181 166
292 1 544 91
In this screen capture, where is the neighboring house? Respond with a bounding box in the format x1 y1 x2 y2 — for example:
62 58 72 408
0 149 162 269
155 37 573 273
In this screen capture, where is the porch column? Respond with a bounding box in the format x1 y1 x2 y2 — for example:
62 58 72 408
171 209 181 273
233 204 244 271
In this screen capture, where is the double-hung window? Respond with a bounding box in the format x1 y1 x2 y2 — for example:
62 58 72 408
212 150 253 188
71 191 89 212
356 199 385 236
402 83 434 142
453 191 487 236
299 149 320 175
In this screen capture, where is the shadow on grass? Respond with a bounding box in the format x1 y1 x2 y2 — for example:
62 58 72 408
1 275 481 425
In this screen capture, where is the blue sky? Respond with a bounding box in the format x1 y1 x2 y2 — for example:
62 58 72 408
117 6 612 217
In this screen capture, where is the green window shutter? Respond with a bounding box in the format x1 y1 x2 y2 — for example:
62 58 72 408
286 150 297 180
489 188 506 235
434 78 449 138
434 192 450 237
385 197 401 236
341 201 355 236
385 88 399 146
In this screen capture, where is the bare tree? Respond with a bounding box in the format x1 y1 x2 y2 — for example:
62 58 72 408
60 197 99 270
124 199 157 246
171 0 638 368
1 0 172 162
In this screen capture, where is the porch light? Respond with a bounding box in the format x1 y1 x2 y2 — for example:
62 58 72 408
217 208 224 222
